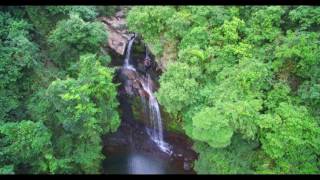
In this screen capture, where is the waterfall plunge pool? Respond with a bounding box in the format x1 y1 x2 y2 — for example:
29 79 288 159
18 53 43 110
102 152 185 174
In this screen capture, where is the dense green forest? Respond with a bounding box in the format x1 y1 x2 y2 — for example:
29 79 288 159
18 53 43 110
0 6 119 174
0 6 320 174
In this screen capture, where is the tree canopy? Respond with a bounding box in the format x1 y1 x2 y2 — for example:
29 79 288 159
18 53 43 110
0 6 119 174
128 6 320 174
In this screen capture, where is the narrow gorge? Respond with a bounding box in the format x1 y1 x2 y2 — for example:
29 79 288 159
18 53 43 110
101 11 197 174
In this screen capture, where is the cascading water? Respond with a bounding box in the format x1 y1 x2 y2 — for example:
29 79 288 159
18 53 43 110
122 34 171 154
123 34 137 71
141 74 171 154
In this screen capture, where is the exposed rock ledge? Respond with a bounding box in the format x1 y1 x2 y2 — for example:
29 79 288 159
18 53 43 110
99 16 133 56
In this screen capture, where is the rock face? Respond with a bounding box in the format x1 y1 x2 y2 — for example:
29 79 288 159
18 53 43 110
100 16 131 56
116 66 154 126
117 68 155 97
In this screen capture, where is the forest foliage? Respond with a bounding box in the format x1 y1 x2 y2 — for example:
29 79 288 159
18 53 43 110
0 6 120 174
127 6 320 174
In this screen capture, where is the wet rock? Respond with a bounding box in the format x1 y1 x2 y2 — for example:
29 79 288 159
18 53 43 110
118 68 145 97
103 130 130 155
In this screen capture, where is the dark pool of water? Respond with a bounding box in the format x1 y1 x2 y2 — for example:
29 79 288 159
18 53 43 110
102 117 197 174
102 73 197 174
102 151 186 174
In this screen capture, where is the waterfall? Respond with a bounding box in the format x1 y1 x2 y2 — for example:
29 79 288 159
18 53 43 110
141 74 170 154
123 34 136 71
122 35 171 154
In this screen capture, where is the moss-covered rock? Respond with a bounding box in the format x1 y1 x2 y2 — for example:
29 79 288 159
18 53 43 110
161 107 185 134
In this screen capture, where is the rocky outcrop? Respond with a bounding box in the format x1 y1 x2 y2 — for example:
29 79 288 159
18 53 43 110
117 68 156 98
100 15 132 56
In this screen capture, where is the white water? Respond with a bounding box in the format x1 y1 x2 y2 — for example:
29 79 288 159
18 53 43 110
141 74 171 154
122 34 171 154
123 34 136 70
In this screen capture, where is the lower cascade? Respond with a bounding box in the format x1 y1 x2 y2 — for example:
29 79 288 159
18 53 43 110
141 74 171 154
122 34 171 154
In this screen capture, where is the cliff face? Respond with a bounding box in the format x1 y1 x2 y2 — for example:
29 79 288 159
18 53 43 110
100 16 130 56
99 10 176 72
